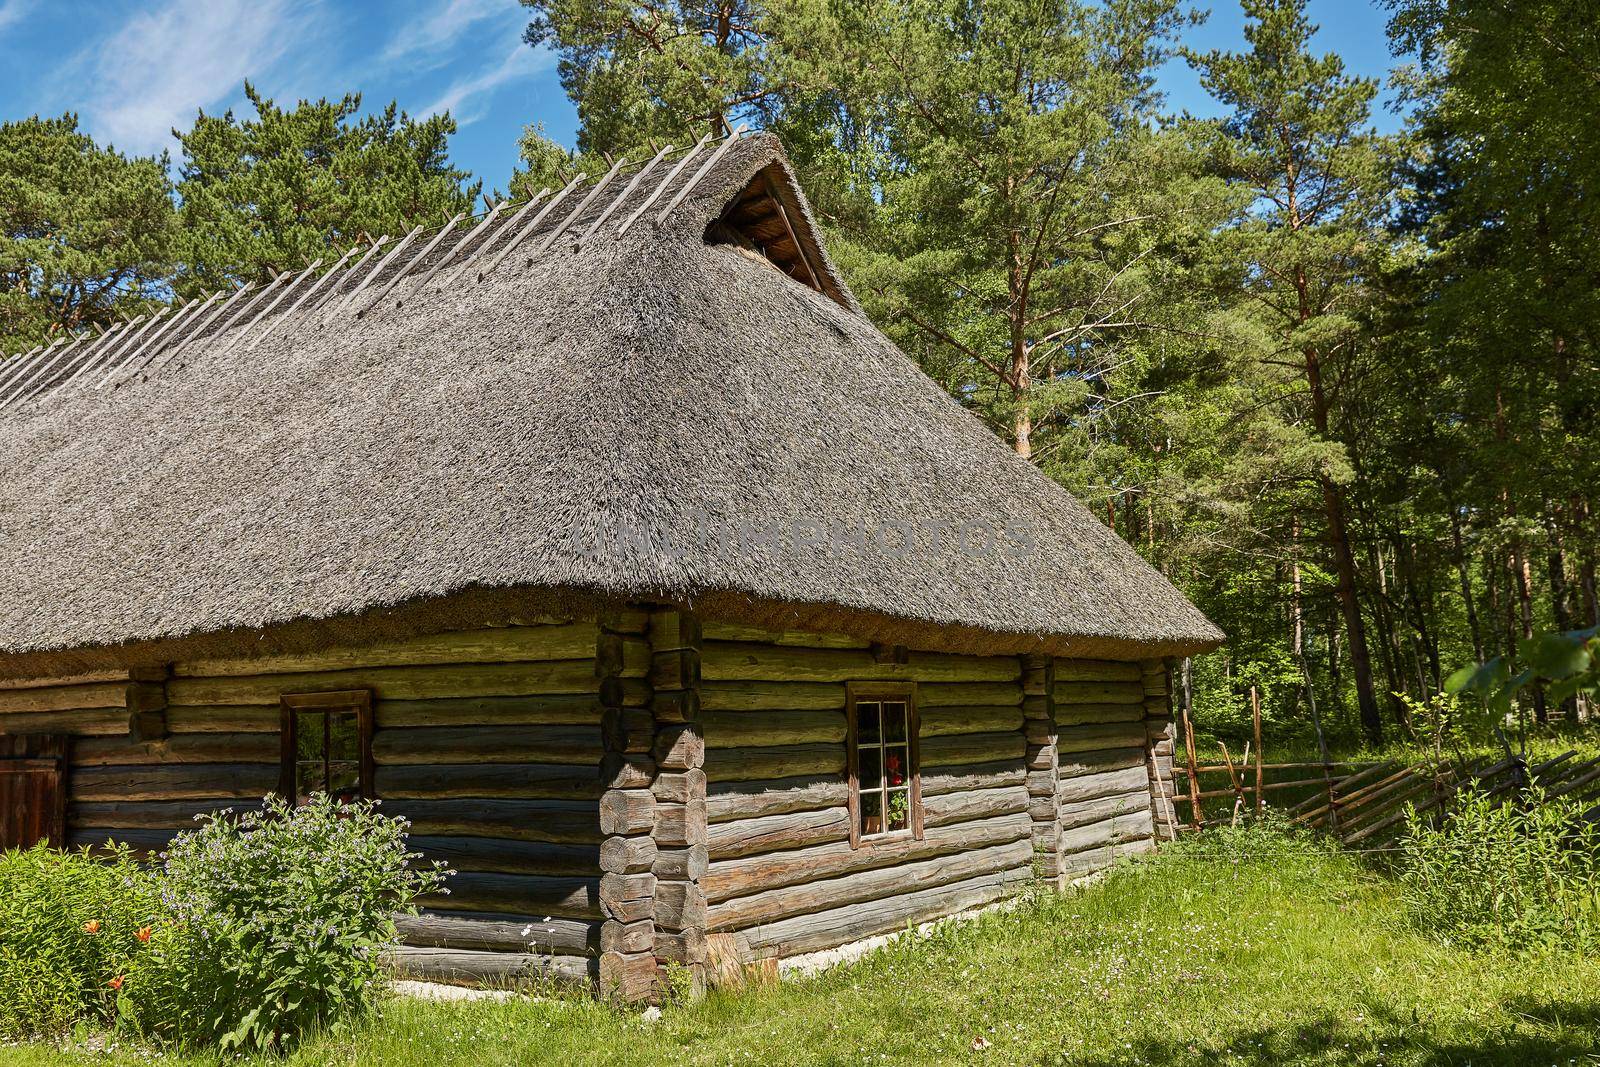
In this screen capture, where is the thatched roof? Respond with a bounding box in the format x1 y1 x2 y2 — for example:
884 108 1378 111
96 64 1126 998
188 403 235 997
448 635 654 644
0 131 1220 678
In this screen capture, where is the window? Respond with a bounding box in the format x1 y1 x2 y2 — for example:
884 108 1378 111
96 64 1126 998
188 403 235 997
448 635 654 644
846 683 922 846
279 691 373 804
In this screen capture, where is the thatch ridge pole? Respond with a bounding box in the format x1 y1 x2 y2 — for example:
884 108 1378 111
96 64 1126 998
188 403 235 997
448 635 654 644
617 134 712 238
14 334 112 408
55 315 148 394
411 201 507 298
479 180 583 280
222 259 325 351
245 247 357 352
581 144 673 246
456 193 548 286
355 213 465 318
530 158 628 259
0 346 45 391
86 308 173 386
309 237 388 314
336 227 422 315
94 298 198 390
123 292 221 378
0 340 76 412
183 272 296 360
653 124 749 227
143 284 252 378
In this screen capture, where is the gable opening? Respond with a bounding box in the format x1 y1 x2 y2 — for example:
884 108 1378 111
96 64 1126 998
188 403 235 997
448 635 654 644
706 165 850 309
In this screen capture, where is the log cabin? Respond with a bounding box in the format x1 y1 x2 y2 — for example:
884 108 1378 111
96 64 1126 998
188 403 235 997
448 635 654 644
0 130 1222 1000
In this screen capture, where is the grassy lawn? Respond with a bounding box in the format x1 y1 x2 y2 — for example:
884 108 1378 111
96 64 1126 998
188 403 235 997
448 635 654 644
5 832 1598 1067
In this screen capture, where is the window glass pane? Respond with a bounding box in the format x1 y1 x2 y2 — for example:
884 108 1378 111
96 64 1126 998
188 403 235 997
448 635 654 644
886 787 910 832
327 711 360 762
884 745 908 788
882 702 907 743
859 747 881 791
295 760 324 802
327 762 362 804
295 710 324 762
857 702 880 744
860 790 882 837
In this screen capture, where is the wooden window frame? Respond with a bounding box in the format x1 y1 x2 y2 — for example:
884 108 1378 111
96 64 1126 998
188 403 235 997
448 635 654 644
846 681 923 848
278 690 374 802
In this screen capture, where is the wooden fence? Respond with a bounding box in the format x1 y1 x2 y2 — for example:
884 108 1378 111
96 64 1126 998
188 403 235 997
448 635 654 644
1174 737 1600 845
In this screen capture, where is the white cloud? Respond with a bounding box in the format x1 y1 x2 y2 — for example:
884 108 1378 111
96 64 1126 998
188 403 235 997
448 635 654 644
420 43 552 125
0 0 34 33
70 0 329 154
381 0 520 69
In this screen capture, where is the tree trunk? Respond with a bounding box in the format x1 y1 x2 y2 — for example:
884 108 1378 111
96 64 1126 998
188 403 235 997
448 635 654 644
1450 509 1486 664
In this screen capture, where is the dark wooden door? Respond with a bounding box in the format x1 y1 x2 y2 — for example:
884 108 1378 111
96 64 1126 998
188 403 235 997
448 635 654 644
0 734 67 849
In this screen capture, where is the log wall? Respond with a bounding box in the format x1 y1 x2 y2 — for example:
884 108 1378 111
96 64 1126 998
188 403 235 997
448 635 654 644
0 620 614 987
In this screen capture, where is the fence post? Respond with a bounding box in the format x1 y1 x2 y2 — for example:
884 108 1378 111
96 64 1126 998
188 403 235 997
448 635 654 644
1251 686 1265 817
1181 664 1203 829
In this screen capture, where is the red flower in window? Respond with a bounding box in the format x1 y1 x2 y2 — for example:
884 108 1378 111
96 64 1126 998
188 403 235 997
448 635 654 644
886 753 904 786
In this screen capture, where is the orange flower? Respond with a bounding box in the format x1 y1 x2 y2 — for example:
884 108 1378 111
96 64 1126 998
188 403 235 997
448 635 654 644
136 926 153 944
108 976 123 991
82 920 101 934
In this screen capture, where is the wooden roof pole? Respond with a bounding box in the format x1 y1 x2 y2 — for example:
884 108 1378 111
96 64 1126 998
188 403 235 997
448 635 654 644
478 179 584 280
355 213 465 319
245 247 358 352
335 227 423 315
0 337 83 409
579 144 674 247
221 259 326 353
309 237 389 314
528 157 629 259
616 134 713 238
410 200 508 299
94 299 199 389
140 286 247 378
443 194 547 290
653 125 750 227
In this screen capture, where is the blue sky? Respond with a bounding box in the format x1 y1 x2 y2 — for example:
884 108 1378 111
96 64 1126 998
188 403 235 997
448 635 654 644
0 0 1402 194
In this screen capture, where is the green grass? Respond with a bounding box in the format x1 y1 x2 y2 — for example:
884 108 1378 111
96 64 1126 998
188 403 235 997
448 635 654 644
5 831 1599 1066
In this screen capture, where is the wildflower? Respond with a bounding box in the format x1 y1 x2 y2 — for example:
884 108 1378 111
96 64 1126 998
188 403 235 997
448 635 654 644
136 926 153 943
109 976 124 990
82 920 101 934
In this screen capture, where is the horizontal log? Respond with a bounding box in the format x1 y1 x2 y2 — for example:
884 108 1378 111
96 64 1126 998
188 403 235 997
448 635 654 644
920 705 1024 737
742 867 1031 958
1052 660 1143 683
600 835 658 875
919 732 1025 768
1058 811 1153 856
653 799 707 847
374 726 602 766
1056 702 1146 726
164 706 280 733
388 946 593 986
701 710 845 748
378 694 601 729
652 769 705 805
69 764 277 802
428 872 601 918
923 760 1028 796
707 775 848 823
69 799 259 829
382 799 600 844
0 681 133 715
708 806 851 861
168 660 599 707
72 733 277 767
729 845 1033 945
653 844 708 881
0 669 135 690
67 828 175 854
706 743 843 783
1056 765 1151 804
705 811 1030 904
397 911 600 955
700 643 1019 684
1057 723 1147 755
406 836 599 877
1059 746 1146 778
654 927 707 966
1059 836 1156 881
178 623 599 677
598 950 658 1002
603 754 657 791
1054 681 1145 706
701 622 868 648
375 763 603 800
1060 790 1152 831
654 881 706 931
599 790 656 836
0 707 127 736
925 785 1028 827
601 919 654 955
918 683 1020 708
701 682 844 712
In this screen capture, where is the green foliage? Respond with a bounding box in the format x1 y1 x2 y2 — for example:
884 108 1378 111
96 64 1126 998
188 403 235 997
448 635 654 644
173 84 479 295
1446 626 1600 721
1400 789 1600 952
123 795 447 1052
0 845 157 1039
0 114 175 349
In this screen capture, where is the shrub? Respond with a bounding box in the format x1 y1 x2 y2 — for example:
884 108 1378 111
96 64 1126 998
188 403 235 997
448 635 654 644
0 844 157 1039
1399 788 1600 952
123 794 447 1052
